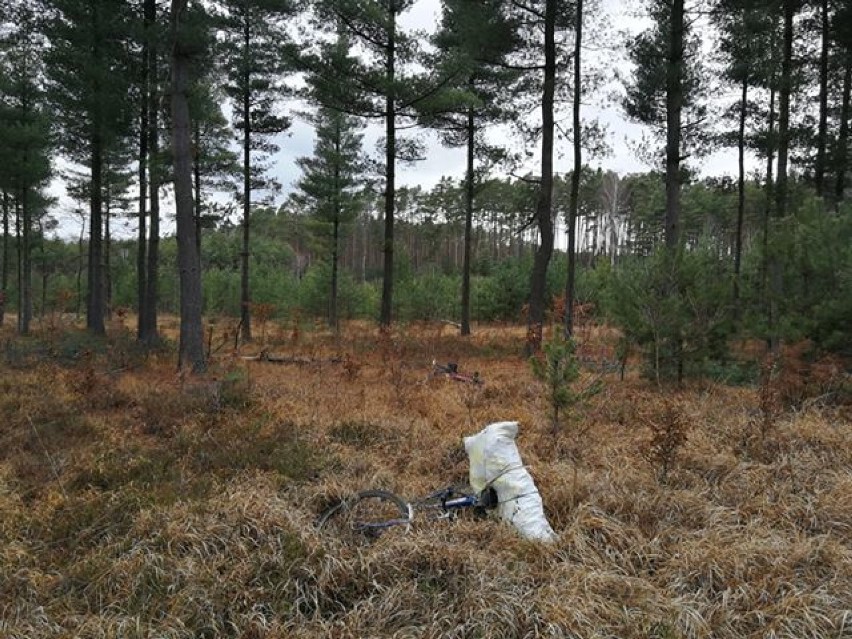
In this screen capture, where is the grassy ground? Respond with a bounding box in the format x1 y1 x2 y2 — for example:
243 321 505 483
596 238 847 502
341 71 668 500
1 317 850 638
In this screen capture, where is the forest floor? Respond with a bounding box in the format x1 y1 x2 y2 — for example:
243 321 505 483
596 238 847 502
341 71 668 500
1 315 851 638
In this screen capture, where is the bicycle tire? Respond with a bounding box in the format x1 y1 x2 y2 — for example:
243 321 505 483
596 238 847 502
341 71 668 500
316 489 412 542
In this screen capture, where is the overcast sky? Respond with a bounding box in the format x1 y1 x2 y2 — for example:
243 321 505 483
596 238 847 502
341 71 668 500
50 0 746 239
268 0 742 198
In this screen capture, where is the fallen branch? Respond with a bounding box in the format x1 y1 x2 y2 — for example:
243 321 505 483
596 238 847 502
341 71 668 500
240 350 343 366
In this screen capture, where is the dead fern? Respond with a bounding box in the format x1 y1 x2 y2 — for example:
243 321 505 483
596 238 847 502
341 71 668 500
640 397 689 484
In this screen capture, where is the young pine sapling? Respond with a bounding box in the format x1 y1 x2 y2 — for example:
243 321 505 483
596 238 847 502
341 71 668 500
530 335 602 436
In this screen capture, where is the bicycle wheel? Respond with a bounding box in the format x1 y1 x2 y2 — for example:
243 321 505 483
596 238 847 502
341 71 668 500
316 489 411 542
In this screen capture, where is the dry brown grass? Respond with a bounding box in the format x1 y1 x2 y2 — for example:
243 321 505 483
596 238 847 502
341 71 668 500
0 319 850 638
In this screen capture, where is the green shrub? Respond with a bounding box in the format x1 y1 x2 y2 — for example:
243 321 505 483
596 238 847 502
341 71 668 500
599 246 733 383
472 258 531 322
297 261 377 320
395 272 460 321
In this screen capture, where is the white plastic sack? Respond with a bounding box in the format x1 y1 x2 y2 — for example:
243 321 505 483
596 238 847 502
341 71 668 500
464 421 557 542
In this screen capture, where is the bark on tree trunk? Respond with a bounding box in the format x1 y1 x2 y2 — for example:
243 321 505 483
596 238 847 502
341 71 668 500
143 125 160 343
20 187 31 335
379 2 396 328
171 0 206 373
137 89 148 337
461 103 474 336
194 122 206 260
240 12 252 343
770 2 794 353
87 133 105 335
564 0 583 339
15 201 21 329
137 0 151 340
331 123 340 331
762 82 776 331
526 0 557 355
331 217 339 330
141 0 160 345
836 51 852 204
104 198 111 319
664 0 684 251
815 0 829 195
0 191 8 327
733 74 748 322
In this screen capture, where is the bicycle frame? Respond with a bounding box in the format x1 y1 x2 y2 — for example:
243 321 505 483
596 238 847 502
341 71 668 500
414 487 482 520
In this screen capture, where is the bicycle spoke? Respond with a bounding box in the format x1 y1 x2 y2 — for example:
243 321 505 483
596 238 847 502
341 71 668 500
318 490 411 544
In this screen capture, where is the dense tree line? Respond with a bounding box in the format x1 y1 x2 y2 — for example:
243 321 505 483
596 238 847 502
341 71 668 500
0 0 850 374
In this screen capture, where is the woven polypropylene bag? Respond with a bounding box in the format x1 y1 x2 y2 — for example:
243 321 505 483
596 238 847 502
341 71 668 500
464 421 556 542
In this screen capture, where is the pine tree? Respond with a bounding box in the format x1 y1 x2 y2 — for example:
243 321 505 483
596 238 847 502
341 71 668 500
563 0 583 338
0 191 8 326
834 0 852 203
170 0 206 372
137 0 168 346
814 0 831 196
713 0 776 320
295 106 365 330
622 0 710 378
189 82 239 255
45 0 135 335
765 0 801 352
307 0 444 327
216 0 294 343
502 0 576 353
0 1 52 334
424 0 518 336
623 0 708 251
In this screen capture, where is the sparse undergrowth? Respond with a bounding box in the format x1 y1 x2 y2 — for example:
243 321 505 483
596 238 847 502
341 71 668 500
0 321 850 638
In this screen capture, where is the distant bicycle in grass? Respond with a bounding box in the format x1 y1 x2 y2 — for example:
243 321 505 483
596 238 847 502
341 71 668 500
317 485 499 543
429 360 482 385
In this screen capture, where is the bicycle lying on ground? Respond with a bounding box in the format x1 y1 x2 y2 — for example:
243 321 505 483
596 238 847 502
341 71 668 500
429 361 482 385
317 485 499 543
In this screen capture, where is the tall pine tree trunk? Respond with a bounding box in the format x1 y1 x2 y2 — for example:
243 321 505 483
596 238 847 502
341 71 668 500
15 201 21 329
87 133 106 335
527 0 557 354
331 216 340 330
1 191 8 326
140 0 160 345
137 0 150 339
836 51 852 204
194 121 202 257
171 0 205 373
762 84 775 301
330 123 340 331
815 0 829 195
137 77 148 338
379 2 396 328
733 74 748 322
143 118 160 343
461 103 474 336
20 187 31 335
664 0 684 250
770 1 794 352
104 199 112 319
86 5 106 335
565 0 583 339
240 13 253 343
